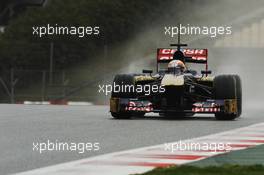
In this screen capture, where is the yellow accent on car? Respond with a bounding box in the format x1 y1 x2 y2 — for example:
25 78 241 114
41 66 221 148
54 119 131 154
224 99 237 114
134 75 155 82
161 74 184 86
198 76 214 82
110 98 119 113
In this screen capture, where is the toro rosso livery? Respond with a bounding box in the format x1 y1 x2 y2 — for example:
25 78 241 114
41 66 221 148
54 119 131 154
110 40 242 120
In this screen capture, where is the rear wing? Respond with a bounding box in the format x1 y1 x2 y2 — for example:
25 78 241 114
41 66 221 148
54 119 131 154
157 48 208 64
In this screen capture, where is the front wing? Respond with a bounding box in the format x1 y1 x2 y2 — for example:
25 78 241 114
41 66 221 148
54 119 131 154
110 98 238 115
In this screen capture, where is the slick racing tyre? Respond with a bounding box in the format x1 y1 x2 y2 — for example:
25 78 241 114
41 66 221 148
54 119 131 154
214 75 242 120
234 75 242 117
111 74 145 119
111 74 136 98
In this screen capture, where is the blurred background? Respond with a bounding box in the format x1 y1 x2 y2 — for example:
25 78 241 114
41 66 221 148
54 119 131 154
0 0 263 106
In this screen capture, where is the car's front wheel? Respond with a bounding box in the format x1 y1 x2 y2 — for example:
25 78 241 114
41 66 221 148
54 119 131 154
110 74 145 119
214 75 242 120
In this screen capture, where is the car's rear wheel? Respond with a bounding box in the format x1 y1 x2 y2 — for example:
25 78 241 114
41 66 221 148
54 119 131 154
214 75 241 120
111 74 145 119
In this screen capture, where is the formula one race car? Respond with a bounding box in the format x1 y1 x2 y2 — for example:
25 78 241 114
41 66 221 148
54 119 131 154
110 38 242 120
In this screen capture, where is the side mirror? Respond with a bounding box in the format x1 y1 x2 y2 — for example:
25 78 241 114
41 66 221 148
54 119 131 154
142 69 153 74
201 70 212 75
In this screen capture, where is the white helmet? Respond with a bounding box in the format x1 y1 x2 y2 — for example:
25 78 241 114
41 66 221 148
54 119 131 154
168 60 186 72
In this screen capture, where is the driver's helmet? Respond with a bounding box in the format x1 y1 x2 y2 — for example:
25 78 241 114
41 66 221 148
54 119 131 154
168 60 186 73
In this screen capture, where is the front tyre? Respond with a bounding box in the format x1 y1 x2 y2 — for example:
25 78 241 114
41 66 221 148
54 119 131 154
214 75 241 120
110 74 145 119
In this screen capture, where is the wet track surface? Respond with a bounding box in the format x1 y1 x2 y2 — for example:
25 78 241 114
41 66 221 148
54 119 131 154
0 104 263 175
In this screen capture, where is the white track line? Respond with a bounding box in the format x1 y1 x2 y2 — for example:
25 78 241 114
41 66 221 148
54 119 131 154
15 122 264 175
22 101 93 106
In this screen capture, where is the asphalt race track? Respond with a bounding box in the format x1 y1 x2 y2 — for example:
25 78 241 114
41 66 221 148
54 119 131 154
0 104 263 175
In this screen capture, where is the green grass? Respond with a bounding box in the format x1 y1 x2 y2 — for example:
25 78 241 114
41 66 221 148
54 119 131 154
139 165 264 175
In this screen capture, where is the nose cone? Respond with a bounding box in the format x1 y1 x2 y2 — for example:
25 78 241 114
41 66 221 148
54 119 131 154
161 74 184 86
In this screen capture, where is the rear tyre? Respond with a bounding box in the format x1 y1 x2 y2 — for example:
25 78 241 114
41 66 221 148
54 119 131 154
214 75 240 120
111 74 145 119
